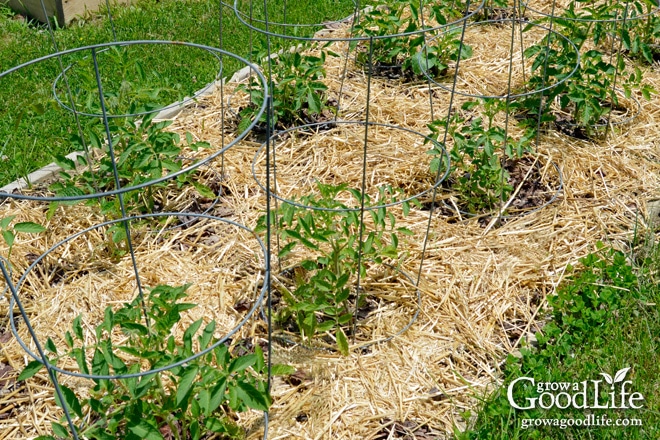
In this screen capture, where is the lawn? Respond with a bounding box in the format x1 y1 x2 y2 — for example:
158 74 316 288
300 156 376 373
0 0 359 187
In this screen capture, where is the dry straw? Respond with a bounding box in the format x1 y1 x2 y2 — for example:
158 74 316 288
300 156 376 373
2 13 660 440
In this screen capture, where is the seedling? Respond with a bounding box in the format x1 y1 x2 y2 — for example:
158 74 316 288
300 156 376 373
353 0 472 79
238 42 337 131
517 8 654 138
615 0 660 64
49 110 213 228
20 283 290 440
257 182 415 354
427 99 534 214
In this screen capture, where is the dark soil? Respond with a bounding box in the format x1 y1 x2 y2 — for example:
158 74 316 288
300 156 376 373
479 7 528 21
421 155 559 225
237 98 338 143
554 101 631 140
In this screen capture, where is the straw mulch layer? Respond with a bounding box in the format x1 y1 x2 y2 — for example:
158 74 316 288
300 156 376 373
2 18 660 440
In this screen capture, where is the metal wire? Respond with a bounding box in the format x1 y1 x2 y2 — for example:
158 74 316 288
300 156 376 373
259 262 422 353
7 212 268 380
232 0 486 42
523 0 660 23
417 19 582 99
51 43 224 119
0 41 268 203
250 120 451 213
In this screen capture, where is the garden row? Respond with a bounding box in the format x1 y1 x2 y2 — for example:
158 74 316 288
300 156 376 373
2 0 660 438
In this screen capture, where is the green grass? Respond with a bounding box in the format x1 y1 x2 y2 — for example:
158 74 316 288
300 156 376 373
0 0 359 187
457 239 660 439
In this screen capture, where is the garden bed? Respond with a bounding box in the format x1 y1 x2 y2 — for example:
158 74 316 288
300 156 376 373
2 6 660 440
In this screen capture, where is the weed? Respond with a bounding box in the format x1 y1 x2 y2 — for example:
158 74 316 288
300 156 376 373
459 243 660 439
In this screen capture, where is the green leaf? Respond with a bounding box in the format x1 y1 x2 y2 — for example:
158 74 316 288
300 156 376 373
176 365 199 409
317 320 335 332
254 344 265 373
18 360 44 381
0 215 15 230
54 155 76 171
51 422 70 438
336 327 349 356
205 417 230 433
228 354 257 374
338 313 353 325
271 364 296 376
72 348 89 375
235 380 271 411
2 230 14 248
199 320 216 350
92 348 109 377
45 338 58 354
119 322 149 336
191 180 216 199
127 420 164 440
54 385 83 418
206 377 228 416
198 389 211 416
72 315 83 340
277 241 297 258
186 318 204 339
14 222 47 234
64 331 74 349
307 89 322 114
190 420 201 440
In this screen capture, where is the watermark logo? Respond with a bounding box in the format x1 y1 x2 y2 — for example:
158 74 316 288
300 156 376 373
507 367 644 411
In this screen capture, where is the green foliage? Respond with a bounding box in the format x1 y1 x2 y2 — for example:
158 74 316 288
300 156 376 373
58 45 186 118
19 284 277 440
0 0 361 187
49 110 212 225
460 244 660 439
238 42 336 131
352 0 472 79
517 8 654 138
615 0 660 64
427 99 533 214
0 216 46 261
256 182 414 354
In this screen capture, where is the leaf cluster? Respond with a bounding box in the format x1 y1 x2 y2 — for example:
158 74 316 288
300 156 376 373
21 284 281 440
517 9 654 136
353 0 472 79
49 110 212 240
427 100 533 214
615 0 660 64
256 182 415 354
238 42 336 131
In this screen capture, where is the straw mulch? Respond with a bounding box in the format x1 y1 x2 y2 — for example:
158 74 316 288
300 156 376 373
2 16 660 440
